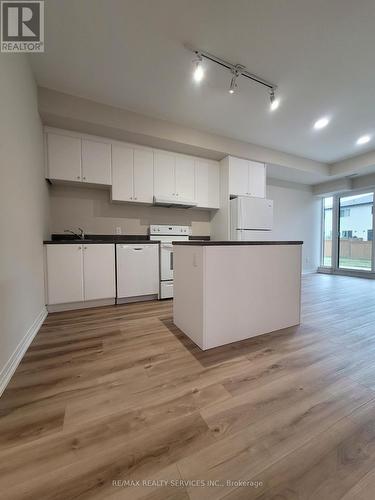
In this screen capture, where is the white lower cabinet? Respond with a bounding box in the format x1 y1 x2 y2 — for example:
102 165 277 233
83 244 116 300
46 244 84 305
46 244 115 306
117 244 159 299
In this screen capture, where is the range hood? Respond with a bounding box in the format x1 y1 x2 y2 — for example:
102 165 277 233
153 196 197 209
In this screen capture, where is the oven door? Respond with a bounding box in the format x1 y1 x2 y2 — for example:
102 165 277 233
160 243 174 281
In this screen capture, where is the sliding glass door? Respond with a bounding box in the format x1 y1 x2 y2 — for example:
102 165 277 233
338 193 373 271
321 191 375 274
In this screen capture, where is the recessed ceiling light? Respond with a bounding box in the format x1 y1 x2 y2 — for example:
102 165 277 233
356 135 371 145
313 117 330 130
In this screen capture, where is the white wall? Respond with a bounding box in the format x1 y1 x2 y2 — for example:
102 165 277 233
49 184 211 236
266 180 321 272
0 55 48 394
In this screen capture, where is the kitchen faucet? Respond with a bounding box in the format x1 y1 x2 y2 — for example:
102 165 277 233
64 228 85 240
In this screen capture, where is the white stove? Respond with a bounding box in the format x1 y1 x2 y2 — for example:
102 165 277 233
149 225 191 299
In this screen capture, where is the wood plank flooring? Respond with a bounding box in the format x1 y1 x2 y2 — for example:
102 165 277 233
2 274 375 499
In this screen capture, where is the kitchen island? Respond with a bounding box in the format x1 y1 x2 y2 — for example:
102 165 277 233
173 241 303 350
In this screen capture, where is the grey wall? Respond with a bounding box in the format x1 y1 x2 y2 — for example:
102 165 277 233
49 184 211 236
0 55 48 391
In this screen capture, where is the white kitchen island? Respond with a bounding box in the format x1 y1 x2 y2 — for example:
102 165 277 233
173 241 303 350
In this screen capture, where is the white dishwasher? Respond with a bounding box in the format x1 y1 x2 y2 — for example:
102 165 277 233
116 244 159 303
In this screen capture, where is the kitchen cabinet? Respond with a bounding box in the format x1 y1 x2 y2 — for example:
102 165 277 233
112 145 154 203
248 160 266 198
111 144 134 201
83 244 116 301
154 151 175 198
46 244 84 304
81 139 111 185
116 244 159 299
46 132 111 186
195 159 220 209
228 156 266 198
175 155 195 200
46 244 115 305
47 132 81 182
154 152 196 201
133 149 154 203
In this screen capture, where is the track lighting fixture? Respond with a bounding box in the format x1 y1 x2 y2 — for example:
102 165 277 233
189 45 278 108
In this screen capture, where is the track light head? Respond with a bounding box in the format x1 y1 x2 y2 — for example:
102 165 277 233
193 53 204 83
229 74 238 94
269 89 280 111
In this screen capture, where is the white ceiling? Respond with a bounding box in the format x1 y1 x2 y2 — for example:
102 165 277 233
30 0 375 164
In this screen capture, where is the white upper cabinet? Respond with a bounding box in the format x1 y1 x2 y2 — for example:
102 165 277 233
154 152 195 201
228 156 266 198
248 160 266 198
111 145 153 203
228 157 249 197
111 144 134 202
83 244 115 301
133 149 154 203
47 132 81 182
46 244 84 305
175 155 195 200
195 160 220 209
154 151 175 198
47 131 111 186
81 139 111 185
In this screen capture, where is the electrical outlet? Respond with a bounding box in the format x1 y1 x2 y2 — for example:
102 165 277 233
115 227 122 235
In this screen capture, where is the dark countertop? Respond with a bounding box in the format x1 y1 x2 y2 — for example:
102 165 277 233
173 240 303 246
44 234 210 244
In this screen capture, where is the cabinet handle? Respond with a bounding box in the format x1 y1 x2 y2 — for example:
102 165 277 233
83 176 86 180
134 196 138 200
130 196 133 200
76 176 80 180
78 246 82 250
84 246 87 250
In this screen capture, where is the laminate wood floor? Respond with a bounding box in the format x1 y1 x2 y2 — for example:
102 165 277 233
2 274 375 499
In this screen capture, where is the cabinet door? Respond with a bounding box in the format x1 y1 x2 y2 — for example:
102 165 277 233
82 139 111 185
83 244 116 301
154 151 175 197
195 160 220 209
111 144 134 201
47 133 81 182
46 245 84 305
175 155 195 200
248 161 266 198
133 149 154 203
228 157 249 196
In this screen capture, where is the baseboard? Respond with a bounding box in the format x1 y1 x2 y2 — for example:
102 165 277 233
302 269 318 275
47 298 115 313
0 307 47 397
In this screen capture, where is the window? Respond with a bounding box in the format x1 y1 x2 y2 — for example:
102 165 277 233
368 230 373 241
340 208 350 217
321 197 333 267
341 230 353 239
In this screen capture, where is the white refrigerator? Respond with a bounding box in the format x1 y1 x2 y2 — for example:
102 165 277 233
230 196 273 240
